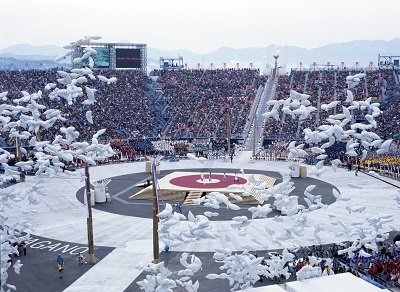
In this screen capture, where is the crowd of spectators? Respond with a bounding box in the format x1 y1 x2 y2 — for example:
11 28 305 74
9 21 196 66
366 251 400 287
263 141 289 160
264 67 400 141
343 241 400 289
0 69 155 145
291 70 307 93
1 67 399 151
109 140 135 160
376 95 400 140
154 69 265 138
1 68 265 145
152 139 190 155
107 138 234 161
361 146 400 176
366 69 397 98
286 241 399 289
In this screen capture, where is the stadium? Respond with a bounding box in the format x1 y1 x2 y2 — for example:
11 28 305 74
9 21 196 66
1 2 400 292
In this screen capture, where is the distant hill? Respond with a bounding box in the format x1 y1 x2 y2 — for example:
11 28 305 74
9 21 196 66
0 56 69 71
149 39 400 68
1 38 399 70
0 44 69 70
0 44 67 57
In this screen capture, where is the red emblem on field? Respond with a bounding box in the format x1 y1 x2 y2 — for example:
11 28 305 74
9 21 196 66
169 174 247 189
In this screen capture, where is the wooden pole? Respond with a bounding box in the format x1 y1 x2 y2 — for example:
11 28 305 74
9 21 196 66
85 163 97 264
152 161 160 263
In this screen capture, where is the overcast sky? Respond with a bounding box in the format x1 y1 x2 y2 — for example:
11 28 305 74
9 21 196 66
1 0 398 53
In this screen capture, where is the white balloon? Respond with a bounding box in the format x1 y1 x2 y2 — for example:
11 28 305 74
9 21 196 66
85 111 93 124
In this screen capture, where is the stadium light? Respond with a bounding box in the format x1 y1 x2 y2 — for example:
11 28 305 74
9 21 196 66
273 51 280 75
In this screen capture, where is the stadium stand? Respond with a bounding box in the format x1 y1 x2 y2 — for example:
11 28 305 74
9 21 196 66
263 68 400 141
1 67 399 150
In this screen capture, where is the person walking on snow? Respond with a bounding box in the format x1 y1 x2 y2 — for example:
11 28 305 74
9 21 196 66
57 254 64 279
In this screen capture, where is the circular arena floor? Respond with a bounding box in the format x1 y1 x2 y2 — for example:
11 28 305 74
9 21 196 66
75 168 339 220
170 173 248 188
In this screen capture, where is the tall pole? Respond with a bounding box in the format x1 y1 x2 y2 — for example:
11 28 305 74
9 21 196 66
36 131 41 142
226 111 231 155
85 163 96 264
15 137 21 162
152 161 160 263
273 53 279 78
252 117 256 157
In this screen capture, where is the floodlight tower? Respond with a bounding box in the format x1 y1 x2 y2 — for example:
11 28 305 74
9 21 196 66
273 51 280 76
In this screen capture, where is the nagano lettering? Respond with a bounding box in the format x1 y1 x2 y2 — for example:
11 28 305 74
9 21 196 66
25 238 89 255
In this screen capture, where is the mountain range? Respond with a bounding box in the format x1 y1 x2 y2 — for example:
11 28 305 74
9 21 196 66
0 38 399 71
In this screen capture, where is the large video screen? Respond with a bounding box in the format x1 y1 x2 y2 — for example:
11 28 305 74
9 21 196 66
83 47 110 68
116 48 141 68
